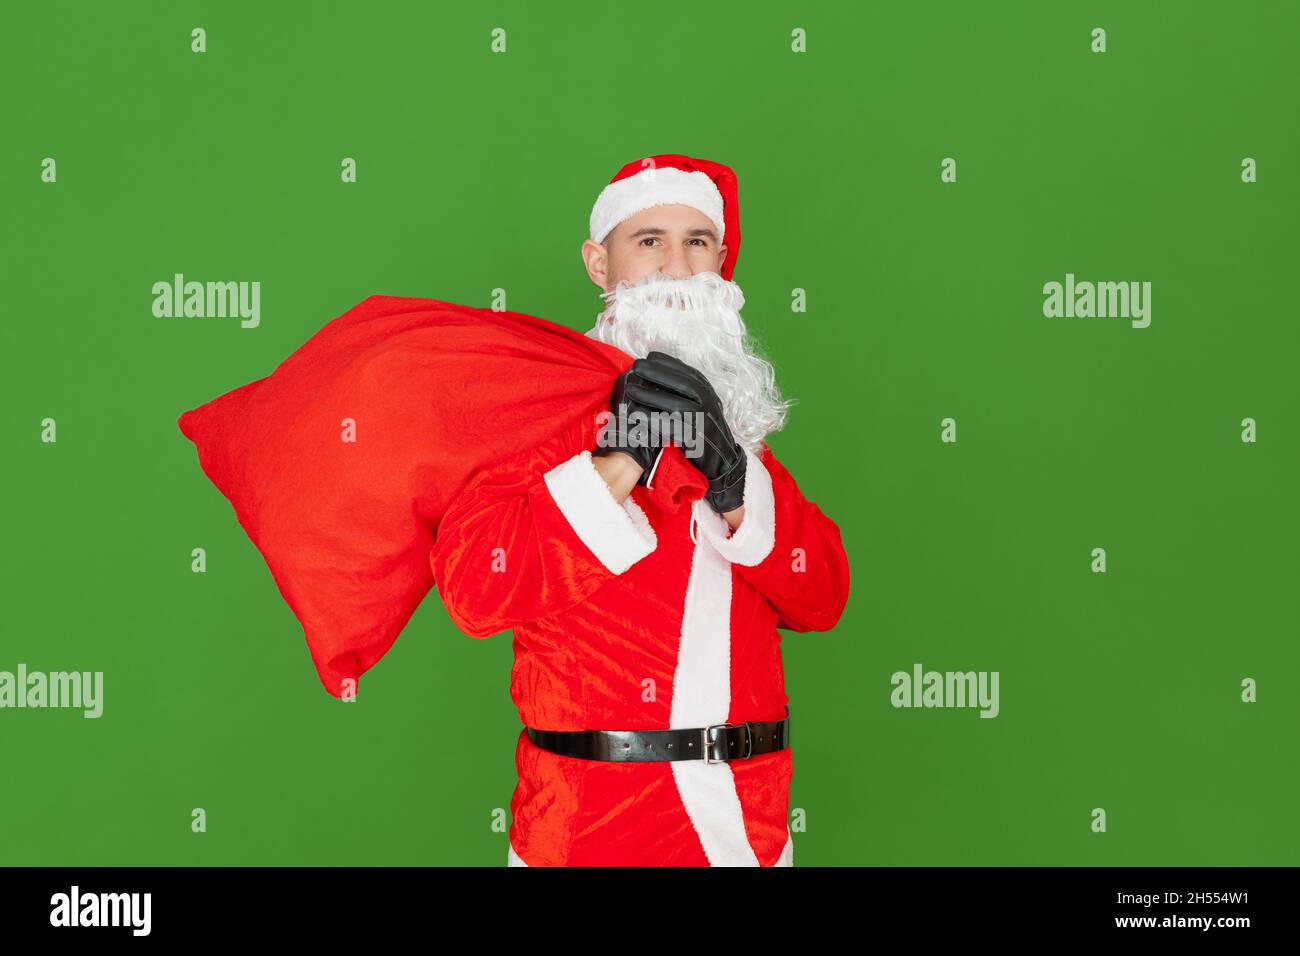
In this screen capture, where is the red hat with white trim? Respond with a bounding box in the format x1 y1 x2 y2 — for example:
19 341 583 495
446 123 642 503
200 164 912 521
589 154 741 280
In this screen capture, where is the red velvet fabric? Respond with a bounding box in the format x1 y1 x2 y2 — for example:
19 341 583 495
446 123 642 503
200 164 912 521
177 294 650 697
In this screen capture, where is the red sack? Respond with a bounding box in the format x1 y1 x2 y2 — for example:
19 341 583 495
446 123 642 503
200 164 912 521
178 294 637 697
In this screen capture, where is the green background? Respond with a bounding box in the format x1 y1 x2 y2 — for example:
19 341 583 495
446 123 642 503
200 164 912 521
2 1 1296 866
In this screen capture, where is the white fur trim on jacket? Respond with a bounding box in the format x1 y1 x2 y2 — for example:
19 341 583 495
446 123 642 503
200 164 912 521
693 447 776 567
543 450 657 574
667 512 763 866
590 167 725 244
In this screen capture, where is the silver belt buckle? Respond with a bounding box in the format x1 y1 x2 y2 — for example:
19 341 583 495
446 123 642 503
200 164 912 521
703 721 753 764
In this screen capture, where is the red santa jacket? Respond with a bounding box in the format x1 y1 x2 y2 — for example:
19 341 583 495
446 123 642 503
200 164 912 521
429 410 850 866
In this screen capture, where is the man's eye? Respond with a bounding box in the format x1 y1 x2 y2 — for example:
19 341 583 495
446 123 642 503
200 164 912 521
689 238 706 246
640 237 660 247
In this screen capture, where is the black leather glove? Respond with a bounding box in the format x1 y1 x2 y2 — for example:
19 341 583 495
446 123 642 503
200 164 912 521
622 351 747 514
592 365 669 485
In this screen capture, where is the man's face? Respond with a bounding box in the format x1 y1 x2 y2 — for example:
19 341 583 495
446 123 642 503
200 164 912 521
581 204 727 292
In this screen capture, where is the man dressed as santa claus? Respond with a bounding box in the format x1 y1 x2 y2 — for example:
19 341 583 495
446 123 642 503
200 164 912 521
429 154 851 866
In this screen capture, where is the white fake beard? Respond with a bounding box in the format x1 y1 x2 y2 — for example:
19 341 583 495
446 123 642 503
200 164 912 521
586 270 790 454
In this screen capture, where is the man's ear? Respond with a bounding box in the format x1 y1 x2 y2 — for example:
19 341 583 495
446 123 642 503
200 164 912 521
717 244 728 274
581 239 610 291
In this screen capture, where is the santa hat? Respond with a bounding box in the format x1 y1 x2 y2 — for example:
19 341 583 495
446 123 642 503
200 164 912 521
589 154 741 280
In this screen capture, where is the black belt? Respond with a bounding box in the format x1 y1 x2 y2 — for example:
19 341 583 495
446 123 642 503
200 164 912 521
525 707 789 763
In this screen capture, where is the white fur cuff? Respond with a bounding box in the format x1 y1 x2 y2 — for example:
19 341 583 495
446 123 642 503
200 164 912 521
694 447 776 567
543 451 657 574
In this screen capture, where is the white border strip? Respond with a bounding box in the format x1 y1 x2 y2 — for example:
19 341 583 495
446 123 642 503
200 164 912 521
668 525 761 866
544 450 657 574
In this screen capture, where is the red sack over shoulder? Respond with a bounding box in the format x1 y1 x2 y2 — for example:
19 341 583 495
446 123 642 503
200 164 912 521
178 294 701 698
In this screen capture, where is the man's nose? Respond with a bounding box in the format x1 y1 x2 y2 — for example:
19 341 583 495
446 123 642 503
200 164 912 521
661 243 692 279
